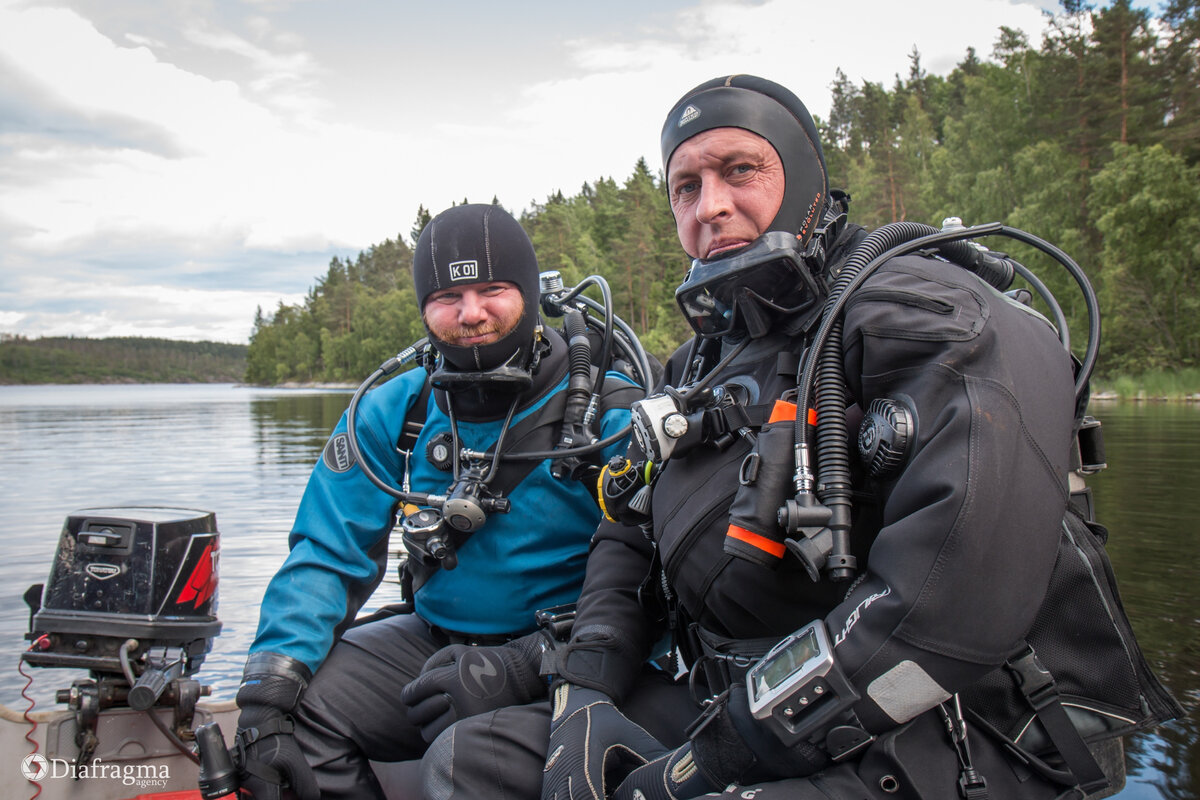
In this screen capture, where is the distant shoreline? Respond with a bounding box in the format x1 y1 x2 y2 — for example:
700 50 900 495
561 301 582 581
269 381 357 390
5 381 1200 403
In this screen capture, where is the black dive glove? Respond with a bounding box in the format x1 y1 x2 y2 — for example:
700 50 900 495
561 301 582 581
234 653 319 800
401 631 550 742
541 683 668 800
613 684 830 799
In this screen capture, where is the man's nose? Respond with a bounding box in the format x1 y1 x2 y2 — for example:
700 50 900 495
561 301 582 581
695 180 731 224
458 291 488 324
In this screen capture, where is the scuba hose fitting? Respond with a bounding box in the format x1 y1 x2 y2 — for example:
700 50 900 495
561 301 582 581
615 218 1100 586
776 220 1099 582
345 273 653 571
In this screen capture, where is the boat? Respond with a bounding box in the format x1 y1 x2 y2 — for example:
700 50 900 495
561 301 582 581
4 505 426 800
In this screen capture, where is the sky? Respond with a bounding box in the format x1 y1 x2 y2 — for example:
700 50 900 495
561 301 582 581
0 0 1063 345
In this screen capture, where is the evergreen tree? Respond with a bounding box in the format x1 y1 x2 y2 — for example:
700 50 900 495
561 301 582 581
410 205 433 247
243 5 1200 382
1159 0 1200 162
1089 144 1200 370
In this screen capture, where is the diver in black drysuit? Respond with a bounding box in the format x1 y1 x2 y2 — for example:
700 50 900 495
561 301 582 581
419 76 1179 800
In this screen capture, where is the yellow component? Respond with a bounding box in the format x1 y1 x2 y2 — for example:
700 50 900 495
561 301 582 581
597 459 633 523
607 459 633 477
597 471 614 522
400 503 421 518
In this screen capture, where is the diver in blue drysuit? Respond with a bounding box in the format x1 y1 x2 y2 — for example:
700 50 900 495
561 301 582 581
231 204 643 800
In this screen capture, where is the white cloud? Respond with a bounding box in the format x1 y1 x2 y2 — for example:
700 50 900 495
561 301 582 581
4 277 307 342
0 0 1058 344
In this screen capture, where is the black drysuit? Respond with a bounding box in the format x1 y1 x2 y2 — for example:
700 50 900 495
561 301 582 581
421 246 1173 798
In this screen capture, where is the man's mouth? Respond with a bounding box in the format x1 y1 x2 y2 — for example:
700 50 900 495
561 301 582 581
457 333 497 345
705 239 749 259
450 326 501 346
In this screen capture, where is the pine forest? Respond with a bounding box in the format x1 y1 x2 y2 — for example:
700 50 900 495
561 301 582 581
245 1 1200 386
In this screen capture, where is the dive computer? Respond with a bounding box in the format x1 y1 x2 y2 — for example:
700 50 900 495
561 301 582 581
745 620 859 745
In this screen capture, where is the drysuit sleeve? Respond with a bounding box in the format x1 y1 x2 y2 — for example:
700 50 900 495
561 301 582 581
551 354 693 700
553 518 659 701
249 375 420 674
828 254 1076 734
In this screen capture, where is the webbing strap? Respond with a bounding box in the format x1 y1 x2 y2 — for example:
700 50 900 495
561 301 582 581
396 375 433 453
1006 647 1109 794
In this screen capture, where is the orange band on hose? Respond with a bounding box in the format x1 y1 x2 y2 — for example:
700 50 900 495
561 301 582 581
726 525 786 558
766 399 816 426
768 399 797 425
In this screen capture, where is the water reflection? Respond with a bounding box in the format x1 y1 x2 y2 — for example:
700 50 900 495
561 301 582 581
0 387 1194 797
1088 402 1200 799
0 384 410 711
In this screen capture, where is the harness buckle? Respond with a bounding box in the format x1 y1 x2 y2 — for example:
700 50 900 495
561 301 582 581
1006 647 1057 710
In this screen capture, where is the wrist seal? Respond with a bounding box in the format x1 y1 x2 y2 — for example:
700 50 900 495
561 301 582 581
238 652 313 712
545 624 643 702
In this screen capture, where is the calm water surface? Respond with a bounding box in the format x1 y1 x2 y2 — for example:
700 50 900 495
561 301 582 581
0 384 403 708
0 385 1194 797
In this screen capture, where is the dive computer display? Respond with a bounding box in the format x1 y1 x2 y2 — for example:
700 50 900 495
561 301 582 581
745 620 858 745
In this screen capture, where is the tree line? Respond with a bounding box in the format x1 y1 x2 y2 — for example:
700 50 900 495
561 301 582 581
246 0 1200 385
0 336 248 384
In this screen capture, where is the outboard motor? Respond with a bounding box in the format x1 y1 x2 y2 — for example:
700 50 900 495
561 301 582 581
22 507 222 764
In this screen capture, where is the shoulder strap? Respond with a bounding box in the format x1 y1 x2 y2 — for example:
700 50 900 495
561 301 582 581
396 373 433 453
487 390 569 496
595 372 644 427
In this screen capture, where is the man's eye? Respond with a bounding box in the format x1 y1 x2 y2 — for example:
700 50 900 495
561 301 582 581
434 294 459 304
675 181 698 197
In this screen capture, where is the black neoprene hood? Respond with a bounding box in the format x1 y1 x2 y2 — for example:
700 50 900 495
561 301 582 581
413 204 541 372
661 74 829 248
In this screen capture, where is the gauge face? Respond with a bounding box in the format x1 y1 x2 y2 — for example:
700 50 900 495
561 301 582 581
755 627 820 694
746 621 834 720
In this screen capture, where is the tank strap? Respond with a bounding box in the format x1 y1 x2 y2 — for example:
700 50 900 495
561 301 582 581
1005 646 1109 794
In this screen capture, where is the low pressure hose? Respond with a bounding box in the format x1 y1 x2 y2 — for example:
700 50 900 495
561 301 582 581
797 222 941 581
561 307 593 429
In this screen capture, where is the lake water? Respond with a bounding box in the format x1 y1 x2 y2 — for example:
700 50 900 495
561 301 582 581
0 385 1195 798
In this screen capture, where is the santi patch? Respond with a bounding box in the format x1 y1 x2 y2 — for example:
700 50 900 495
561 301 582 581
449 259 479 282
323 432 357 473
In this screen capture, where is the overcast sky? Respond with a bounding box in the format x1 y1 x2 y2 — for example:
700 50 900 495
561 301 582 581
0 0 1060 344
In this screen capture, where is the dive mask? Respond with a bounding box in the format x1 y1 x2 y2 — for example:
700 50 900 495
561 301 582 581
426 326 546 394
676 231 827 339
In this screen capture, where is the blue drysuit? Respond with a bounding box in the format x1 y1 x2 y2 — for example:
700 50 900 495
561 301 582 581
251 358 635 674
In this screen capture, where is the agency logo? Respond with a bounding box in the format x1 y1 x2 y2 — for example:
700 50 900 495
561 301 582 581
678 104 701 127
18 756 171 788
21 753 48 781
448 259 479 282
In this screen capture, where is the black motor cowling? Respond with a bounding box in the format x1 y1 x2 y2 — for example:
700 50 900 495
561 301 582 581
23 506 221 678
